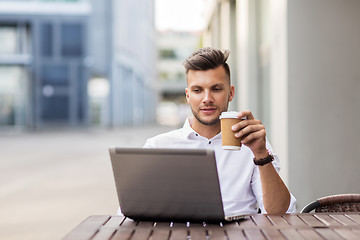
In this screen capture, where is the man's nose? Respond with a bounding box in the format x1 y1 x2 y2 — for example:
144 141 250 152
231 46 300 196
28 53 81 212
203 90 214 103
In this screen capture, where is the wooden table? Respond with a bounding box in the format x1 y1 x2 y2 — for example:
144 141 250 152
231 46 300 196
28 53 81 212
63 213 360 240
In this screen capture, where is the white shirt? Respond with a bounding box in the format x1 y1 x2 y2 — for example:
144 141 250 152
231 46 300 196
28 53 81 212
142 118 296 215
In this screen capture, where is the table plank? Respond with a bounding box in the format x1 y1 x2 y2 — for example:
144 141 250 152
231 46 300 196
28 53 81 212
226 229 246 240
154 222 173 228
243 229 266 240
130 228 152 240
330 214 358 226
188 228 207 240
314 214 342 227
346 214 360 224
267 215 290 227
63 213 360 240
171 222 187 228
169 229 188 240
63 215 111 240
282 215 308 227
207 228 227 239
137 221 155 228
150 229 171 240
315 228 344 240
104 216 125 228
297 229 324 240
92 228 117 240
110 228 134 240
188 222 205 228
351 229 360 237
235 217 256 228
222 221 241 229
297 214 326 227
262 229 286 240
280 229 306 240
251 215 273 227
120 218 138 228
334 228 360 240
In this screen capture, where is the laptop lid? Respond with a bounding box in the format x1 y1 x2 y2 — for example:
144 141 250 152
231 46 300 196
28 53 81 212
109 147 226 222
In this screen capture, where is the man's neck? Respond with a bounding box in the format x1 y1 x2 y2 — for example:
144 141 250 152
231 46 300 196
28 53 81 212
190 119 221 139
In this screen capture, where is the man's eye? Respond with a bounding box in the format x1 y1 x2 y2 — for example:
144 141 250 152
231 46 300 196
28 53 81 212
214 88 222 91
193 89 201 93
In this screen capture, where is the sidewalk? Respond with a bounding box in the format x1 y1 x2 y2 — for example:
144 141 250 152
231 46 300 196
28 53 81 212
0 124 175 240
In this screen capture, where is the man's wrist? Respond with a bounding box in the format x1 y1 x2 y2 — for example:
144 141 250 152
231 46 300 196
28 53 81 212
253 149 269 160
253 153 274 166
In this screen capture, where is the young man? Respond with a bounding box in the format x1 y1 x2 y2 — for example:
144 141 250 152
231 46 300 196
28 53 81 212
144 47 296 215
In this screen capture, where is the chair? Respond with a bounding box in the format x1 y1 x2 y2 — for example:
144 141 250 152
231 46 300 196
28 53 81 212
301 194 360 213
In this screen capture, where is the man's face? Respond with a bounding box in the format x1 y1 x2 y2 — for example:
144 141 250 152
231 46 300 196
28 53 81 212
185 66 234 126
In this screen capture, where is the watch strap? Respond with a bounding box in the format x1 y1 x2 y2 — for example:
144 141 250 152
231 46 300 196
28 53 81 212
253 154 274 166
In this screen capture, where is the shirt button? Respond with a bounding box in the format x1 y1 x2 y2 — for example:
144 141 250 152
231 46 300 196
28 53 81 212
208 141 211 144
195 134 198 136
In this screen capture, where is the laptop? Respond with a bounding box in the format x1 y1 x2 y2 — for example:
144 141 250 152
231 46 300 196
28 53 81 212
109 147 248 222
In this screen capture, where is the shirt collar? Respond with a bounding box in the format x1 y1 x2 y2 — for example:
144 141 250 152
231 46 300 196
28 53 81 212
182 117 222 140
182 118 197 139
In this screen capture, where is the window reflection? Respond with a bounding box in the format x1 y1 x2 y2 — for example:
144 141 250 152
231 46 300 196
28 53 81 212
0 66 27 126
0 24 31 128
61 23 83 57
0 26 18 54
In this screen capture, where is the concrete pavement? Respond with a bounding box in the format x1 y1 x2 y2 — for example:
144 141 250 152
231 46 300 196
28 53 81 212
0 124 175 240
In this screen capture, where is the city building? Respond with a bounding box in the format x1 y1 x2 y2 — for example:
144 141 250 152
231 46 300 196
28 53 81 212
156 30 200 126
203 0 360 210
0 0 156 130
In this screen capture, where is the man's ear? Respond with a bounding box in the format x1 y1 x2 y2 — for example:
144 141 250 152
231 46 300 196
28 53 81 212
228 85 235 102
185 88 190 103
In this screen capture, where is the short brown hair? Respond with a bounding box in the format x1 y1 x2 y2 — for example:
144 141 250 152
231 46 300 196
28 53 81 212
183 47 230 82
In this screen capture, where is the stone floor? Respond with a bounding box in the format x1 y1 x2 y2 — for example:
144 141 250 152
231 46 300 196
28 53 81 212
0 124 175 240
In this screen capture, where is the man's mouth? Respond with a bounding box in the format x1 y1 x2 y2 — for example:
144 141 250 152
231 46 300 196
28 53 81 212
200 107 217 114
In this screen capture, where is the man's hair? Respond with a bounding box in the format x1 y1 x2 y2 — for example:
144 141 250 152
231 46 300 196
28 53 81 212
183 47 231 82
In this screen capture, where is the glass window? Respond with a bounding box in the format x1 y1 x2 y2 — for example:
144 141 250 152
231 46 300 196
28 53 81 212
0 66 27 126
176 72 185 82
41 64 69 86
61 23 83 57
159 72 169 82
41 96 69 120
0 24 31 55
159 49 176 59
40 23 53 57
0 26 18 54
41 0 80 2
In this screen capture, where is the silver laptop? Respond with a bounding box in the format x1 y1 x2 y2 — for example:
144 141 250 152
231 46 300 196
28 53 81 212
109 147 248 222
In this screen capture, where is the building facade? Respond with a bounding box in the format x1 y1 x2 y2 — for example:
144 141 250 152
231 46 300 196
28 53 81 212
203 0 360 210
0 0 157 130
156 31 200 126
0 0 91 130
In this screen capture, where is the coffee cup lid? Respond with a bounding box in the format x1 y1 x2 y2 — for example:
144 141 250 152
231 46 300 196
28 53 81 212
219 111 244 119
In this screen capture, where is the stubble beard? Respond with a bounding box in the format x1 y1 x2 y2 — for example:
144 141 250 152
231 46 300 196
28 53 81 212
191 104 229 126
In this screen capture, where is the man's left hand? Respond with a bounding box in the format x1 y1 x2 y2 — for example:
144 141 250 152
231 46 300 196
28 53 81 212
231 110 268 159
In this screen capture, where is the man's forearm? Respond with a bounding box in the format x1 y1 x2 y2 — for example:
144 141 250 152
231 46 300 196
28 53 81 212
258 163 291 214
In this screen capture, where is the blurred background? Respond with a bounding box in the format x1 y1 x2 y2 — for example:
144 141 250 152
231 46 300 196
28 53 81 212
0 0 359 239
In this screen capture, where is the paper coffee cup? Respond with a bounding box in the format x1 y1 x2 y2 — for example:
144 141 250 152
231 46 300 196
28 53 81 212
220 111 246 150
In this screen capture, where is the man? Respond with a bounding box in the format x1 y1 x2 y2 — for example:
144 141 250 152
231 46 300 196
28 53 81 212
144 47 296 215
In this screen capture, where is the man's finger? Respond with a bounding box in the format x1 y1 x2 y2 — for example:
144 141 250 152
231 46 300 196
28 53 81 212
232 119 261 131
235 124 265 138
241 129 266 144
237 110 255 120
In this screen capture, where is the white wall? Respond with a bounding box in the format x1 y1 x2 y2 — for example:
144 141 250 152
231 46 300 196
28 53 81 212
203 0 360 211
288 0 360 210
236 0 290 184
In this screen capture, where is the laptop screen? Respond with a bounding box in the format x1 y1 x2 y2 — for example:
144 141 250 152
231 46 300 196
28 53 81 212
109 147 225 222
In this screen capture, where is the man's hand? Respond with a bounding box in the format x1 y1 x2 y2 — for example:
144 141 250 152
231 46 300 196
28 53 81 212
232 111 291 214
231 110 268 159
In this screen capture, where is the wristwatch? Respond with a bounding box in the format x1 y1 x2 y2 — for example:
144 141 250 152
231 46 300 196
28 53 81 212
253 154 274 166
